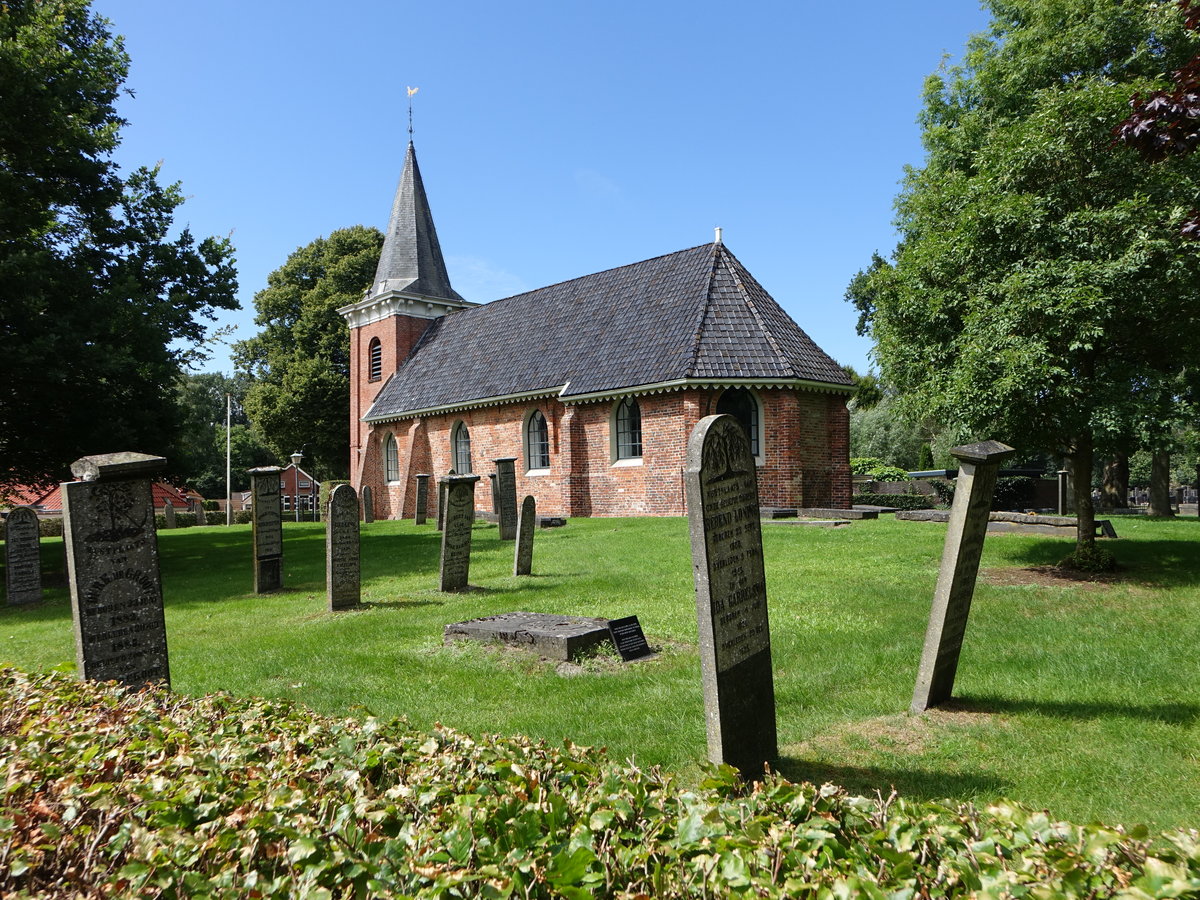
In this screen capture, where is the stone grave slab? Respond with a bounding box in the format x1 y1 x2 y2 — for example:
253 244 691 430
414 474 430 525
759 507 798 519
439 474 478 591
361 484 374 524
762 519 850 528
513 495 535 576
798 507 878 520
444 611 611 661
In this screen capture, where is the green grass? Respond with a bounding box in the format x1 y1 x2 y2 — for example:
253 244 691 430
3 514 1199 830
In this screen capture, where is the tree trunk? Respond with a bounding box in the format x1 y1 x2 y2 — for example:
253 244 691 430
1072 435 1096 552
1147 450 1175 517
1101 453 1129 510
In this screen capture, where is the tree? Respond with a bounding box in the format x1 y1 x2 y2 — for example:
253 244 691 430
173 372 273 497
846 0 1200 564
0 1 238 493
233 226 383 481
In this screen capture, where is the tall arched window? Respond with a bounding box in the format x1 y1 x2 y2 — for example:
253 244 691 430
615 397 642 460
452 421 473 473
716 388 761 457
526 410 550 470
368 338 383 382
384 432 399 481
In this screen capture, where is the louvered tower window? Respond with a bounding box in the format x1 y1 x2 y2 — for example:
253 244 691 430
368 338 383 382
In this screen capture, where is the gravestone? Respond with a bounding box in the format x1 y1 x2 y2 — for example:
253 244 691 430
444 611 611 660
361 484 374 524
326 483 360 611
608 615 653 661
1057 469 1070 516
495 457 518 540
163 502 176 529
514 495 536 576
489 473 500 515
5 506 42 606
437 468 455 531
248 466 284 593
62 452 170 688
439 475 480 591
414 473 430 525
685 414 776 777
911 440 1015 713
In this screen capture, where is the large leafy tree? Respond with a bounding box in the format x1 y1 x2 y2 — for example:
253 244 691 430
173 372 274 498
0 0 238 492
847 0 1200 558
233 226 383 482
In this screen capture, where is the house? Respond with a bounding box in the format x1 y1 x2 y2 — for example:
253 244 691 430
340 142 852 518
280 459 320 517
2 482 190 515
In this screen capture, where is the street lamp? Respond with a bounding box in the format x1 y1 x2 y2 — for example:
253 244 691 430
290 451 302 522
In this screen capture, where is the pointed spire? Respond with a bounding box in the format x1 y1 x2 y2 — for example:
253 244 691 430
370 141 464 303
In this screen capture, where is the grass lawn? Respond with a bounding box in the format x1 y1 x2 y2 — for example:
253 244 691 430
3 513 1199 831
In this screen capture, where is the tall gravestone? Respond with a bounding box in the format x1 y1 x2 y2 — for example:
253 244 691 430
514 495 536 576
437 468 455 531
163 502 176 529
685 415 776 777
361 484 374 524
495 457 518 541
5 506 42 606
327 484 360 611
62 452 171 688
248 466 284 593
489 474 500 515
439 475 480 591
911 440 1016 713
414 474 430 525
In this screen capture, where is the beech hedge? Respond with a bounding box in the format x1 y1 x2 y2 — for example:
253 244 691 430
2 668 1198 898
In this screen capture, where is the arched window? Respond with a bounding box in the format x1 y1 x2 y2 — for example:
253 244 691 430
615 397 642 460
368 338 383 382
526 410 550 470
716 388 761 457
384 432 399 481
452 421 473 473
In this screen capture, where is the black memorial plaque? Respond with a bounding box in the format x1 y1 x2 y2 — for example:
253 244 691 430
608 615 652 661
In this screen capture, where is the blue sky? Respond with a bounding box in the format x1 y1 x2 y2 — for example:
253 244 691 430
93 1 992 377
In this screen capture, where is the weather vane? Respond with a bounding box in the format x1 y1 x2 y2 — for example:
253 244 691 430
407 86 419 138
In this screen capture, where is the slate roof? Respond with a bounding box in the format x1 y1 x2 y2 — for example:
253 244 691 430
369 142 464 303
365 242 851 422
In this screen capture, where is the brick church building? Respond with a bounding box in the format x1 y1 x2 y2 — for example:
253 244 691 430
340 143 852 518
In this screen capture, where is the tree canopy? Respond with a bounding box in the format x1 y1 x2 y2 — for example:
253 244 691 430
0 0 238 492
846 0 1200 554
233 226 383 482
173 372 274 498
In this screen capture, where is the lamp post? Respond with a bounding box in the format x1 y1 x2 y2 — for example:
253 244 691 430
290 451 302 522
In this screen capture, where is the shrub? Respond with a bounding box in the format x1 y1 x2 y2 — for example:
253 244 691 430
1059 544 1118 573
3 667 1195 899
849 457 910 481
928 477 1039 511
202 499 221 511
852 493 935 510
321 479 350 518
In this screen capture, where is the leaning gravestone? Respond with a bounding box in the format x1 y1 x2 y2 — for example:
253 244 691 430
361 484 374 524
414 473 430 525
5 506 42 606
62 452 171 688
248 466 284 593
514 495 536 576
911 440 1015 713
162 502 176 529
685 414 776 777
495 457 518 540
439 475 480 591
327 483 360 611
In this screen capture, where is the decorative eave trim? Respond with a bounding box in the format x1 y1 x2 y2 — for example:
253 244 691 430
363 376 851 424
337 289 479 328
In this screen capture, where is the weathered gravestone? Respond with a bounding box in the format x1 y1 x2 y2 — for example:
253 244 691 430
495 457 518 540
911 440 1016 713
62 452 170 688
5 506 42 606
489 473 500 515
514 495 536 576
439 475 480 591
162 502 176 529
361 484 374 524
248 466 284 593
437 468 455 531
414 473 430 525
685 414 777 777
326 483 360 611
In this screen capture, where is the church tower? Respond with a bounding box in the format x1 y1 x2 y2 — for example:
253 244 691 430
339 141 474 486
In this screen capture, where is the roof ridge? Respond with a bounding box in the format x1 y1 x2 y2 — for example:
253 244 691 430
684 244 722 379
719 246 796 377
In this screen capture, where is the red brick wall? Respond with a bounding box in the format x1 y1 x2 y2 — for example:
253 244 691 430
356 387 850 518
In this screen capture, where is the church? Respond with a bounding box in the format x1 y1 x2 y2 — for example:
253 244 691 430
339 143 852 518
